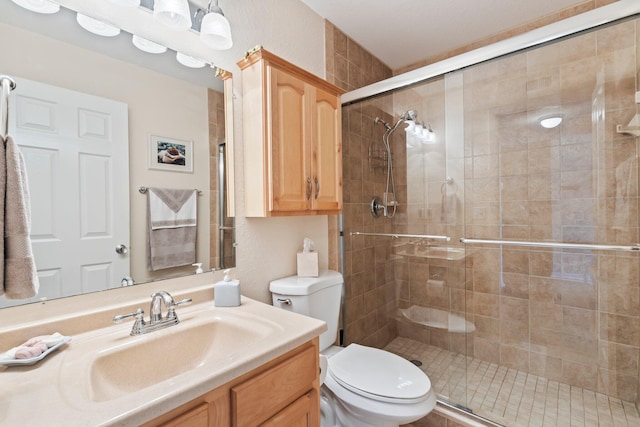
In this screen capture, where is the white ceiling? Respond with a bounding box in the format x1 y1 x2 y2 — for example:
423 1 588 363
300 0 588 70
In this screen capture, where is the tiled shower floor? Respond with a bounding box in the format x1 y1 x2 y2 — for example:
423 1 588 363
385 337 640 427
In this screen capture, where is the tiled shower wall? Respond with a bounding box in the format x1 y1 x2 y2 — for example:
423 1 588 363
324 22 398 348
458 19 640 403
324 2 623 354
332 14 640 407
345 16 640 401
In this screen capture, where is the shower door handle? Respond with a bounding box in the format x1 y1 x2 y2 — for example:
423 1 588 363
314 177 319 199
306 177 312 200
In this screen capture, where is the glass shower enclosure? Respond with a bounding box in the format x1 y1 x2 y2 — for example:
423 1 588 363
341 13 640 426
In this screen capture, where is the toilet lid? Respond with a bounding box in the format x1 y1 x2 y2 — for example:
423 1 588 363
327 344 431 403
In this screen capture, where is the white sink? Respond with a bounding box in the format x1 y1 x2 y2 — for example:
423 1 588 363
59 304 283 403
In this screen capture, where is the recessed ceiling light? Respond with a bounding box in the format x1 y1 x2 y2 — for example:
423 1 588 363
539 115 563 129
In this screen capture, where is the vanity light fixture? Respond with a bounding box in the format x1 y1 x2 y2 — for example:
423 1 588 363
539 114 563 129
404 119 415 133
132 35 168 54
11 0 59 14
13 0 227 70
199 0 233 50
422 123 436 143
176 52 207 68
76 13 121 37
153 0 192 30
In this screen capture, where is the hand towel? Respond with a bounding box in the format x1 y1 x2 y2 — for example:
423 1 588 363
147 188 197 271
1 136 39 299
149 188 197 229
612 156 636 232
440 192 458 226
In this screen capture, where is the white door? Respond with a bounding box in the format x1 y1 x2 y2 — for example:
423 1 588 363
0 77 130 307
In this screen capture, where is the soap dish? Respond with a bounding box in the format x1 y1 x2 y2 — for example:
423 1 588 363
0 336 71 367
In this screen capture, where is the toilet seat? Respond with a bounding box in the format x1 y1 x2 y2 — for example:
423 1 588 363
327 344 431 404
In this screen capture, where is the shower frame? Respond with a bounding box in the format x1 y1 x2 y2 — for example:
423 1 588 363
339 0 640 424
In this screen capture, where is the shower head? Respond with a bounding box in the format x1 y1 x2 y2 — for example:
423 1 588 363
375 110 419 133
402 110 417 121
374 116 392 130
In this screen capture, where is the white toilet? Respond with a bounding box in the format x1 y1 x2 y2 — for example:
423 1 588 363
270 270 436 427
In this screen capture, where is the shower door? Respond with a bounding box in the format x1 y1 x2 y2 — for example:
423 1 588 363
458 18 640 426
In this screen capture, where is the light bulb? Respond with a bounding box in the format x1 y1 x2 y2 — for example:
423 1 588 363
404 120 415 133
11 0 59 14
200 10 233 50
76 13 121 37
154 0 192 30
132 35 167 54
176 52 206 68
106 0 140 6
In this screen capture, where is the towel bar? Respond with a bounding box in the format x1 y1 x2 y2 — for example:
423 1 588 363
138 186 202 194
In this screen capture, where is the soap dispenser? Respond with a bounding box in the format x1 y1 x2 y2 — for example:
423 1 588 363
214 269 241 307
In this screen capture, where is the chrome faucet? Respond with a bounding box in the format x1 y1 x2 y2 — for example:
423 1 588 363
113 291 192 336
150 290 175 322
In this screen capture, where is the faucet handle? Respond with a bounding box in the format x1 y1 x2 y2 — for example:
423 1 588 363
113 308 144 324
166 298 192 321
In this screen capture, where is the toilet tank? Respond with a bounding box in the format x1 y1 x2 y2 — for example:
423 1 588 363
269 270 343 352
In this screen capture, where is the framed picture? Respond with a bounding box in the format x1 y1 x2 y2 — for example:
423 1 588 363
148 134 193 173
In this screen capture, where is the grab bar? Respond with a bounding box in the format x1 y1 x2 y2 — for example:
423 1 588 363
351 232 451 242
0 75 16 141
460 238 640 252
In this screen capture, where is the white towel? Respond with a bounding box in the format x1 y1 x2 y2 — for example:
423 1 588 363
1 136 39 299
147 188 197 271
440 192 458 226
612 156 636 232
149 188 196 229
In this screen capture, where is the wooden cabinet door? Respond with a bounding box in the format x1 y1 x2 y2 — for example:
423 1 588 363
269 66 311 212
311 87 342 212
159 403 208 427
260 391 319 427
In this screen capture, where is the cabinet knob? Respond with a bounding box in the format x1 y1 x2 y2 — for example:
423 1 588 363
306 177 312 200
314 177 319 199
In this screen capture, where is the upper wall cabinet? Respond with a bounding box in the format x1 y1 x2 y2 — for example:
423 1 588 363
238 48 344 217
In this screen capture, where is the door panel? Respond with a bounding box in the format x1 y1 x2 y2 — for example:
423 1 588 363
0 77 129 307
269 66 310 212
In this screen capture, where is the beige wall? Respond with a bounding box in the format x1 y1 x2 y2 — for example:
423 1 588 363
0 22 211 285
1 0 329 306
213 0 329 303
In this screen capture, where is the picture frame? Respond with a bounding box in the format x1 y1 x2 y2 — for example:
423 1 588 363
148 134 193 173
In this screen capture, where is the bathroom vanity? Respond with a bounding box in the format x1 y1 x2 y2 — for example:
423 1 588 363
0 274 325 426
145 339 319 427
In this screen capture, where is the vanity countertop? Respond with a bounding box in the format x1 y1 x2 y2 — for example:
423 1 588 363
0 295 326 426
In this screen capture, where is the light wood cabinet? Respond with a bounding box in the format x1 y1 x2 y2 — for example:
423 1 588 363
143 339 320 427
238 48 344 217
